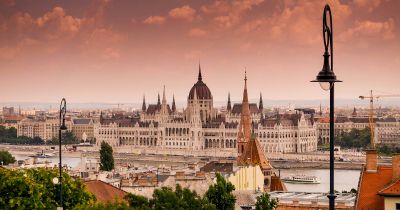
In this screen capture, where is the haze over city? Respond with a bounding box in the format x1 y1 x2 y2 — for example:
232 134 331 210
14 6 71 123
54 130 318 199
1 0 399 103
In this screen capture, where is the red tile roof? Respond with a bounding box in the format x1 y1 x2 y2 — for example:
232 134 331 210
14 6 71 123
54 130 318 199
84 180 127 203
356 166 392 210
379 178 400 196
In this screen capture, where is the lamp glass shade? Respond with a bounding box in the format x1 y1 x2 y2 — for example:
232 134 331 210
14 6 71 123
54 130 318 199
52 177 59 184
319 82 331 91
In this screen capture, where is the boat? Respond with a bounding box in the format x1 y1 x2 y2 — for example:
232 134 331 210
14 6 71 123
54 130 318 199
28 150 55 158
282 175 320 184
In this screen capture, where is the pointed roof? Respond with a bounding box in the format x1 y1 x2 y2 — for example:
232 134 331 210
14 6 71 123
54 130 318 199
259 92 263 111
198 63 202 81
142 95 146 111
237 137 272 170
239 70 252 143
162 85 167 104
157 93 161 108
378 178 400 196
172 94 176 112
227 92 232 111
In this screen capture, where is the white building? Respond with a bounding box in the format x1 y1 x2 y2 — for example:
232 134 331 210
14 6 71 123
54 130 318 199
94 66 318 155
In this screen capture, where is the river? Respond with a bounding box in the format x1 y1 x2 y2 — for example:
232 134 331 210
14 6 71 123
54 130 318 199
12 154 360 193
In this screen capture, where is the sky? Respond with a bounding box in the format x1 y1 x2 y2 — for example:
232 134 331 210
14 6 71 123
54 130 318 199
0 0 399 105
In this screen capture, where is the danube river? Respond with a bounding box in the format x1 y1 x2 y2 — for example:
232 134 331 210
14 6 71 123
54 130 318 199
12 154 360 193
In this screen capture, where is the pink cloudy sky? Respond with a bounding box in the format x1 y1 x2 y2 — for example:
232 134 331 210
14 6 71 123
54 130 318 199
0 0 399 104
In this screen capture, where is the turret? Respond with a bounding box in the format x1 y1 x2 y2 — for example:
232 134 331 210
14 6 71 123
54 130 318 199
227 92 232 112
142 95 146 112
157 93 161 109
259 92 263 112
172 94 176 112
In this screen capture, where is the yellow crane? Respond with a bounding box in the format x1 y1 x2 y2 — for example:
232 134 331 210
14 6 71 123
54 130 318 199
359 90 400 148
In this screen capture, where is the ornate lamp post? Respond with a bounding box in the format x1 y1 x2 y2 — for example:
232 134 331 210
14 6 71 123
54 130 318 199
311 4 341 210
58 98 67 209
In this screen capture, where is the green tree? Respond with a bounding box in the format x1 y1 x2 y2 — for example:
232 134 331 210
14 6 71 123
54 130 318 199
255 193 278 210
100 141 115 171
0 150 16 165
151 184 215 210
125 193 151 210
0 168 95 209
205 173 236 210
74 201 132 210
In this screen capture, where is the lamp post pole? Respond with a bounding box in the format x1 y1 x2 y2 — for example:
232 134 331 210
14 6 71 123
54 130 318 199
58 98 67 210
311 4 341 210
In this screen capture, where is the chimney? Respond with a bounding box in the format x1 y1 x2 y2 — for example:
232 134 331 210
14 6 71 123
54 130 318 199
392 154 400 182
366 149 377 172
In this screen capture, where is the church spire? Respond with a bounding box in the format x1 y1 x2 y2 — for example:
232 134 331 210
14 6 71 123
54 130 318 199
172 94 176 112
240 70 251 143
198 63 202 81
319 103 322 116
142 95 146 111
157 93 161 109
259 92 263 112
227 92 232 111
162 85 167 104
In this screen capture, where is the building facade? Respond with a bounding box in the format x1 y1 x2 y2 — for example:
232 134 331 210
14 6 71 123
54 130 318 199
94 66 318 154
17 119 72 140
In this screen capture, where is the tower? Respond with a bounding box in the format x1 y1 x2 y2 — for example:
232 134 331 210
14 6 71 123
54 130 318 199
142 95 146 112
172 94 176 113
237 71 252 155
227 92 232 112
259 92 263 112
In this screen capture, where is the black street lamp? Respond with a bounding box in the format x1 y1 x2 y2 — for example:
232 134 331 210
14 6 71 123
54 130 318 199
311 4 341 210
58 98 67 209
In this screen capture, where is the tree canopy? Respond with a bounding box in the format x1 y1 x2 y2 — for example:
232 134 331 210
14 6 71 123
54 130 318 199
0 168 95 209
100 141 115 171
255 193 278 210
336 127 371 148
0 150 16 165
205 173 236 210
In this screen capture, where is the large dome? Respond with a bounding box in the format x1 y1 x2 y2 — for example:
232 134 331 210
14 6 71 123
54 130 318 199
188 67 212 100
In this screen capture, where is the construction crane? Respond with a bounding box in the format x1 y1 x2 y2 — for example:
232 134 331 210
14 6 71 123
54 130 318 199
359 90 400 148
109 103 125 109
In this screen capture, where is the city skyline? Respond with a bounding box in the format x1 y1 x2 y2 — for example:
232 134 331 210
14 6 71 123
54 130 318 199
1 0 399 103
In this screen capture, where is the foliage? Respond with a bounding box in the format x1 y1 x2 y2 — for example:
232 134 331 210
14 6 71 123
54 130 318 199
48 131 79 145
0 168 95 209
377 144 400 156
255 193 278 210
100 141 115 171
205 173 236 210
336 128 371 148
0 125 46 145
74 201 132 210
125 193 151 210
0 150 16 165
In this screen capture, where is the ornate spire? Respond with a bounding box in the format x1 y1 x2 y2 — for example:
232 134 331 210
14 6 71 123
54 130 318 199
240 70 251 143
227 92 232 111
319 103 322 116
259 92 263 112
157 93 161 108
172 94 176 112
162 85 167 104
198 63 202 81
352 106 357 117
142 95 146 111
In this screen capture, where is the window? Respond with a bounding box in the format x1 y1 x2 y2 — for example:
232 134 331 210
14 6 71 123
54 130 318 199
396 203 400 210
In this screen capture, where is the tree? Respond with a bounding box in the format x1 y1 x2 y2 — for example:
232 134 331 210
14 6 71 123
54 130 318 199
74 201 132 210
151 184 215 210
100 141 114 171
0 150 16 165
255 193 278 210
125 193 151 210
0 168 95 209
205 173 236 210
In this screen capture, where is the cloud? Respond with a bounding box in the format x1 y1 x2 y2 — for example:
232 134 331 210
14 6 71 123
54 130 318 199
143 15 166 25
339 18 396 42
187 28 207 37
202 0 264 29
353 0 382 12
168 5 196 22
